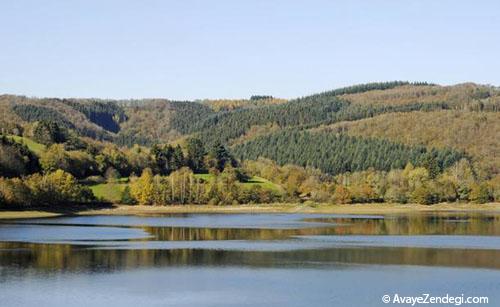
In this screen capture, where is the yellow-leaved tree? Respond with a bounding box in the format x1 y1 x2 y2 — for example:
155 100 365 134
130 168 154 205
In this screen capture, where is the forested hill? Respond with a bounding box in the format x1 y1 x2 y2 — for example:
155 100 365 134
1 81 499 177
1 81 499 206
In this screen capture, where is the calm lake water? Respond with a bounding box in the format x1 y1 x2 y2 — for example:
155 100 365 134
1 212 499 306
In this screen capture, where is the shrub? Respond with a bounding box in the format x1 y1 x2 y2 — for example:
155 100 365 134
0 177 33 207
333 185 352 204
120 186 136 205
24 170 95 205
469 183 492 204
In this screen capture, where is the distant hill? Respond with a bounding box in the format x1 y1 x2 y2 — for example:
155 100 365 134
1 81 499 177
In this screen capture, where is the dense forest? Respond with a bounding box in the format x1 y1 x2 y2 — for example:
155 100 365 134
0 81 499 208
232 130 466 174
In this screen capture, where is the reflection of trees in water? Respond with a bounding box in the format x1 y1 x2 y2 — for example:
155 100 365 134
1 242 500 276
144 226 342 241
142 214 500 242
1 213 499 277
304 214 500 236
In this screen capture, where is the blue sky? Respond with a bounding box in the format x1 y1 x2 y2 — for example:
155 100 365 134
1 0 499 100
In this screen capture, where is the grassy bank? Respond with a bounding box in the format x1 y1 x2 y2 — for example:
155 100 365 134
0 211 62 219
2 202 499 219
77 202 500 216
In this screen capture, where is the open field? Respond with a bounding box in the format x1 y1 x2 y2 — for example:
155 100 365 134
243 176 282 192
8 135 46 155
89 181 128 203
2 202 499 219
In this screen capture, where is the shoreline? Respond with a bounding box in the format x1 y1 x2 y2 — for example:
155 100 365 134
1 202 500 219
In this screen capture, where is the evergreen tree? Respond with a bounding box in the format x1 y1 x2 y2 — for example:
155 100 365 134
210 142 236 172
171 145 185 171
186 138 206 172
421 152 441 179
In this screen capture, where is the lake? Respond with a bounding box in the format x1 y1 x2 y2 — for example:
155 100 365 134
1 213 499 306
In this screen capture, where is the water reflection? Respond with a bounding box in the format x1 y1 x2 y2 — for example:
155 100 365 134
0 212 499 274
1 213 500 307
305 213 500 236
143 213 500 241
4 213 499 242
2 242 500 275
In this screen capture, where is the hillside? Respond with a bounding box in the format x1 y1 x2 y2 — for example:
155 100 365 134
315 111 499 177
1 81 499 181
341 83 499 110
226 83 499 177
117 99 214 146
0 95 215 146
2 82 498 145
232 129 465 175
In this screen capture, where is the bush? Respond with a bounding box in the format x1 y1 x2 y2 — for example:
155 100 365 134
410 184 437 205
333 185 352 204
0 177 33 207
24 170 95 205
120 186 136 205
487 175 500 202
469 183 492 204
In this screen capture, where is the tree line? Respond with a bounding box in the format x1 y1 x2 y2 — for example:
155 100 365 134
1 124 237 181
1 132 498 208
126 166 279 206
243 158 499 204
0 170 95 207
